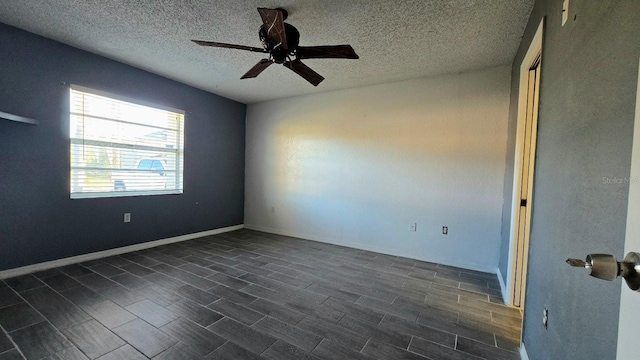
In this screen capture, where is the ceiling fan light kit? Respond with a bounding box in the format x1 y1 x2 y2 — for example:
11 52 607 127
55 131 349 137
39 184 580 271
192 7 359 86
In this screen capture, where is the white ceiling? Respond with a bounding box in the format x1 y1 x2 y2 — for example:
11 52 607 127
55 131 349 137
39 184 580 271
0 0 535 104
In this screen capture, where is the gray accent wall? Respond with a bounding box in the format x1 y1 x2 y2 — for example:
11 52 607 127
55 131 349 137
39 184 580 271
499 0 640 358
0 23 246 271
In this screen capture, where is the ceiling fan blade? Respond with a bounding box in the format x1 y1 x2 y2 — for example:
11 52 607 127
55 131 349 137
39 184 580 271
283 59 324 86
257 8 288 50
241 59 274 79
192 40 267 53
297 45 359 59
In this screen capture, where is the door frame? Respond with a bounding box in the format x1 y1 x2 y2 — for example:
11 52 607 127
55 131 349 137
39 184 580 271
506 19 545 307
616 56 640 359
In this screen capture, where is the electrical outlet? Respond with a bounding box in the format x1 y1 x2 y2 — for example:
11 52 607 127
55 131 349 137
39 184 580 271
124 213 131 223
543 308 549 329
442 226 448 235
271 206 275 214
409 223 417 232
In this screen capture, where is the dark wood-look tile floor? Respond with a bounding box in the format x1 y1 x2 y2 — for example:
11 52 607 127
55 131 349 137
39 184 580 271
0 230 522 359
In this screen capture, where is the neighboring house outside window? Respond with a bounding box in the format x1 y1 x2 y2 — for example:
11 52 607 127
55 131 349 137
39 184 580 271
70 86 184 199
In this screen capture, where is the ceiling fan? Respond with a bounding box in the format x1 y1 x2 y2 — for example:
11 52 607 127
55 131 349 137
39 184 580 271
192 8 359 86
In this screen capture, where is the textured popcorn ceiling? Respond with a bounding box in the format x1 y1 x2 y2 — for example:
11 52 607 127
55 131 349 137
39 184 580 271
0 0 534 104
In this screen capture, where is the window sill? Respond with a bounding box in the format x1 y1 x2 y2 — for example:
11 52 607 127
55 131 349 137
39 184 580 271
71 189 183 199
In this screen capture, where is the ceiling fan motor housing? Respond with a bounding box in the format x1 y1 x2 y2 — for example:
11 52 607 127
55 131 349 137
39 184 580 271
259 23 300 63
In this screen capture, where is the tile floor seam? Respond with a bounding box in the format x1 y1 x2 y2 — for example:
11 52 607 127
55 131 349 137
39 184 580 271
359 337 371 353
407 335 415 350
308 334 326 354
4 283 87 356
1 323 28 360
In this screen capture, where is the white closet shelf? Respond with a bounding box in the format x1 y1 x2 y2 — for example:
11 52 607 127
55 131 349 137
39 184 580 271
0 111 39 125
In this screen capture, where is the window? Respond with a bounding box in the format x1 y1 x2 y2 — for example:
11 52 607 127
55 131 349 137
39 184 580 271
70 86 184 199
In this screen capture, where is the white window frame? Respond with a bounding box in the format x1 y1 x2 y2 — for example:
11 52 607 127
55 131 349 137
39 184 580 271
69 85 185 199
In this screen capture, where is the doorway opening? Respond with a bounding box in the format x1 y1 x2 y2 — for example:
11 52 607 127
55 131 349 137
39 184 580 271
507 19 544 308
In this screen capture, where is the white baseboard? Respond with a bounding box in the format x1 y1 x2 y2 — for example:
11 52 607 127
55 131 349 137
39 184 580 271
0 224 244 280
244 224 496 274
496 266 510 305
520 342 530 360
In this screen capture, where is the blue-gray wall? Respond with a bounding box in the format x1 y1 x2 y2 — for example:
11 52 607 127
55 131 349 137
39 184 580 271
0 23 246 271
499 0 640 358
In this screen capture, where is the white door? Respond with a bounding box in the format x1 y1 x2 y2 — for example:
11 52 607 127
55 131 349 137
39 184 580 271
616 57 640 359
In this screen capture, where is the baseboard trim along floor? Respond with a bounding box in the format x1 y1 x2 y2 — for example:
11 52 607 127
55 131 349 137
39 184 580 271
0 224 244 280
520 342 530 360
244 224 497 274
496 266 510 305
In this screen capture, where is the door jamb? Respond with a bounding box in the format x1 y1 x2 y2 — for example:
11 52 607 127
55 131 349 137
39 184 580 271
615 56 640 360
506 19 545 307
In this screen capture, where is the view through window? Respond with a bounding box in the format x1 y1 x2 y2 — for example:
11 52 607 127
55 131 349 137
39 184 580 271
70 86 184 199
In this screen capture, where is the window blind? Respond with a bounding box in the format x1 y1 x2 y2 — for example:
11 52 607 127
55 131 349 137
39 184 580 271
70 86 184 199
